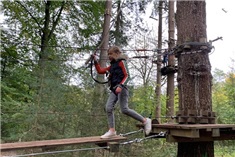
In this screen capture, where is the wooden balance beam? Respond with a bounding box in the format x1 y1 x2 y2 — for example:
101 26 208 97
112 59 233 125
0 136 127 151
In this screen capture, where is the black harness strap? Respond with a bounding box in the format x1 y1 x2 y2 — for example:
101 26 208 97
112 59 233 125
90 58 109 84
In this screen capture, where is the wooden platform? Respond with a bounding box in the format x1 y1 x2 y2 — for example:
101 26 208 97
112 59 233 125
0 136 127 151
137 123 235 142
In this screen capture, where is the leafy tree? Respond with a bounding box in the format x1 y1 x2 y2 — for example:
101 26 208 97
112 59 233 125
131 85 155 118
212 66 235 124
1 30 35 141
1 0 105 141
212 64 235 156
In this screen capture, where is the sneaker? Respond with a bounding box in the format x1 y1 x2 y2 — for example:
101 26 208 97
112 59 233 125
144 118 152 135
100 130 117 139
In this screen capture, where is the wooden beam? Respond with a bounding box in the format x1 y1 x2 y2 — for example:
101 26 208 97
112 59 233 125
108 142 120 152
151 124 235 130
0 136 127 151
170 129 199 138
167 132 235 142
136 123 235 142
212 129 220 137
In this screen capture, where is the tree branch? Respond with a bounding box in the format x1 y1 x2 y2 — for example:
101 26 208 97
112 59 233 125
48 1 66 39
15 1 42 30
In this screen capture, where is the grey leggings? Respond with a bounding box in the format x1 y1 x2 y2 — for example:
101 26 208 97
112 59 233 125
105 87 144 128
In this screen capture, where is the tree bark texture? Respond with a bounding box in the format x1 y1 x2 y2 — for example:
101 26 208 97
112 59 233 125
100 0 112 67
177 142 214 157
92 0 112 134
97 0 112 85
176 1 215 157
166 0 175 123
155 0 163 123
175 1 215 124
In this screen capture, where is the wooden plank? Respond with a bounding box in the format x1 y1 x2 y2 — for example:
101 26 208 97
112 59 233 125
0 136 127 151
167 131 235 142
139 124 235 132
212 129 220 137
151 124 235 130
137 123 235 142
170 129 199 138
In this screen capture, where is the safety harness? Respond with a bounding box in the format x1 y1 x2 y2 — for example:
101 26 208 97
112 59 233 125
90 57 109 84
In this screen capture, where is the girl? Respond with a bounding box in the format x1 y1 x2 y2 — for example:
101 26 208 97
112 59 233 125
93 46 151 139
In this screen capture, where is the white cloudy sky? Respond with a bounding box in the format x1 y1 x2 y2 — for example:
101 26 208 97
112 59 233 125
144 0 235 73
206 0 235 73
1 1 234 73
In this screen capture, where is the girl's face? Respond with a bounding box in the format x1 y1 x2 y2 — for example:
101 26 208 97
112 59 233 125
107 50 120 61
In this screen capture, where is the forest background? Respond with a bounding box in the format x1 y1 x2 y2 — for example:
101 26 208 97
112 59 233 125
1 1 235 157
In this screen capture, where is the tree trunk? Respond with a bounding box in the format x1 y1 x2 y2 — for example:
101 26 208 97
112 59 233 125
166 0 175 123
178 142 214 157
176 0 214 125
95 0 111 90
155 0 163 123
35 1 65 137
100 0 112 68
175 1 215 156
114 0 121 46
91 0 112 137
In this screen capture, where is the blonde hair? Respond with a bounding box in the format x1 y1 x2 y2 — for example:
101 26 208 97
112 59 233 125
108 46 122 54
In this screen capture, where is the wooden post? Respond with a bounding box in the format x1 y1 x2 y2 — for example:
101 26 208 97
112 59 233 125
108 142 120 152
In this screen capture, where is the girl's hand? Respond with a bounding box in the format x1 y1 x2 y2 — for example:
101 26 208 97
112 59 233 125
115 86 122 94
92 54 97 61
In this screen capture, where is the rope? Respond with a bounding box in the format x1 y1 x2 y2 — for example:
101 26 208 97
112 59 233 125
119 128 144 137
4 146 109 157
87 0 127 84
4 131 166 156
194 69 200 113
85 0 126 65
173 37 222 57
137 132 166 142
1 40 168 53
4 131 165 156
120 131 166 145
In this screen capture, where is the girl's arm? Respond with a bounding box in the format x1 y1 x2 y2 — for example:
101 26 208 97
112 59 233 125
94 61 110 74
119 60 130 86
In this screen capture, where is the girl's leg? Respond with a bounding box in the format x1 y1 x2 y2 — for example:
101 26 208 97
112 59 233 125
119 88 152 135
100 92 118 139
119 88 145 122
105 92 118 129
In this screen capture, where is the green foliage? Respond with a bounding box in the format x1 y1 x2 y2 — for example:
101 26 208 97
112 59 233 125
212 68 235 124
117 140 176 157
1 1 234 157
214 141 235 157
1 0 106 143
1 41 34 140
130 85 156 118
